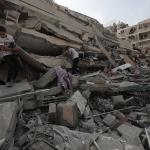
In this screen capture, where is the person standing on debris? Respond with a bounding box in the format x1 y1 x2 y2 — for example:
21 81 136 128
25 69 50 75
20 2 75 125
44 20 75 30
0 26 20 86
55 65 72 93
65 46 80 74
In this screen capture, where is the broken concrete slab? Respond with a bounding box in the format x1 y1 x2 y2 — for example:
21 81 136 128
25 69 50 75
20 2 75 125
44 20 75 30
117 123 143 137
93 134 144 150
68 91 87 115
117 123 143 146
35 68 56 89
42 21 83 44
103 114 119 129
57 101 78 128
112 95 125 108
113 110 128 124
35 124 95 150
0 81 32 98
31 55 72 68
128 112 138 121
80 71 106 84
0 102 18 147
80 71 100 81
109 81 139 92
124 144 145 150
95 135 124 150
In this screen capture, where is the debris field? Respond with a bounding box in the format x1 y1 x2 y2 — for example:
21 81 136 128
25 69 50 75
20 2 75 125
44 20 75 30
0 0 150 150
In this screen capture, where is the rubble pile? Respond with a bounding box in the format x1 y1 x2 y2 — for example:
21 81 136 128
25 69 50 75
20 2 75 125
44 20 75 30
0 0 150 150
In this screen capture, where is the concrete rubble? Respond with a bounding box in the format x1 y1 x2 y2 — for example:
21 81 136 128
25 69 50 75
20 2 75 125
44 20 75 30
0 0 150 150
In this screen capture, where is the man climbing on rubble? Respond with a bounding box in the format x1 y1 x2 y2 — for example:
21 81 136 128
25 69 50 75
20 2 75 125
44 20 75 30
65 46 80 74
55 64 72 93
0 26 20 87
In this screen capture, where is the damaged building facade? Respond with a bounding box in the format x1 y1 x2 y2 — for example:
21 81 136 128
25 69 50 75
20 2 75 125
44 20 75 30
117 19 150 53
0 0 150 150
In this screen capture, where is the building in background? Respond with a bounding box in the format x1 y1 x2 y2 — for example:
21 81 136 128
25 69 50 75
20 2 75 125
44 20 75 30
117 19 150 53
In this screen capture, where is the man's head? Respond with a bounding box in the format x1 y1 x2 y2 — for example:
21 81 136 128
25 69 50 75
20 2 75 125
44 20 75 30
63 46 70 55
0 26 7 38
65 46 70 51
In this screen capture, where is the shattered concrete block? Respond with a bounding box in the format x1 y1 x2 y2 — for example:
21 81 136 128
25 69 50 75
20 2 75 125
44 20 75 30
57 102 78 128
128 112 138 121
48 103 57 124
117 123 143 137
0 81 32 98
35 68 56 88
124 144 145 150
95 135 124 150
103 114 119 129
0 102 18 147
113 110 128 124
117 123 143 146
80 71 107 84
112 95 125 108
69 91 87 115
35 124 95 150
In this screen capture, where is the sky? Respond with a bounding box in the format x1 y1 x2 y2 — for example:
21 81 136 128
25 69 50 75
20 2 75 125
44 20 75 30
55 0 150 26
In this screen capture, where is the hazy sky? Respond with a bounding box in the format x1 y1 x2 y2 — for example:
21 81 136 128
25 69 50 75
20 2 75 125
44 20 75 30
55 0 150 26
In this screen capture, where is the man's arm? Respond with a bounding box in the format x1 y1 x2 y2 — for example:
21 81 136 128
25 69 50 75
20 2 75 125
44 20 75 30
0 34 20 53
0 45 20 52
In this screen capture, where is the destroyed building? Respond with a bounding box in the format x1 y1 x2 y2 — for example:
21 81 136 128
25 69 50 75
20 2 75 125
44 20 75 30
117 19 150 53
0 0 150 150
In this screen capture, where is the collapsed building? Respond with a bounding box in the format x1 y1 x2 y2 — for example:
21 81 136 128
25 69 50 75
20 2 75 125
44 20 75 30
0 0 150 150
0 0 134 66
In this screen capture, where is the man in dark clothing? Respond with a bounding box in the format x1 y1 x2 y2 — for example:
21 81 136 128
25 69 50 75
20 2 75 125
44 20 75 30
0 26 20 86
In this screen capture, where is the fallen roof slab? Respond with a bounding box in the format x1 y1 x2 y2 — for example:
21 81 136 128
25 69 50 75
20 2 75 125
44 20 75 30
0 81 32 98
